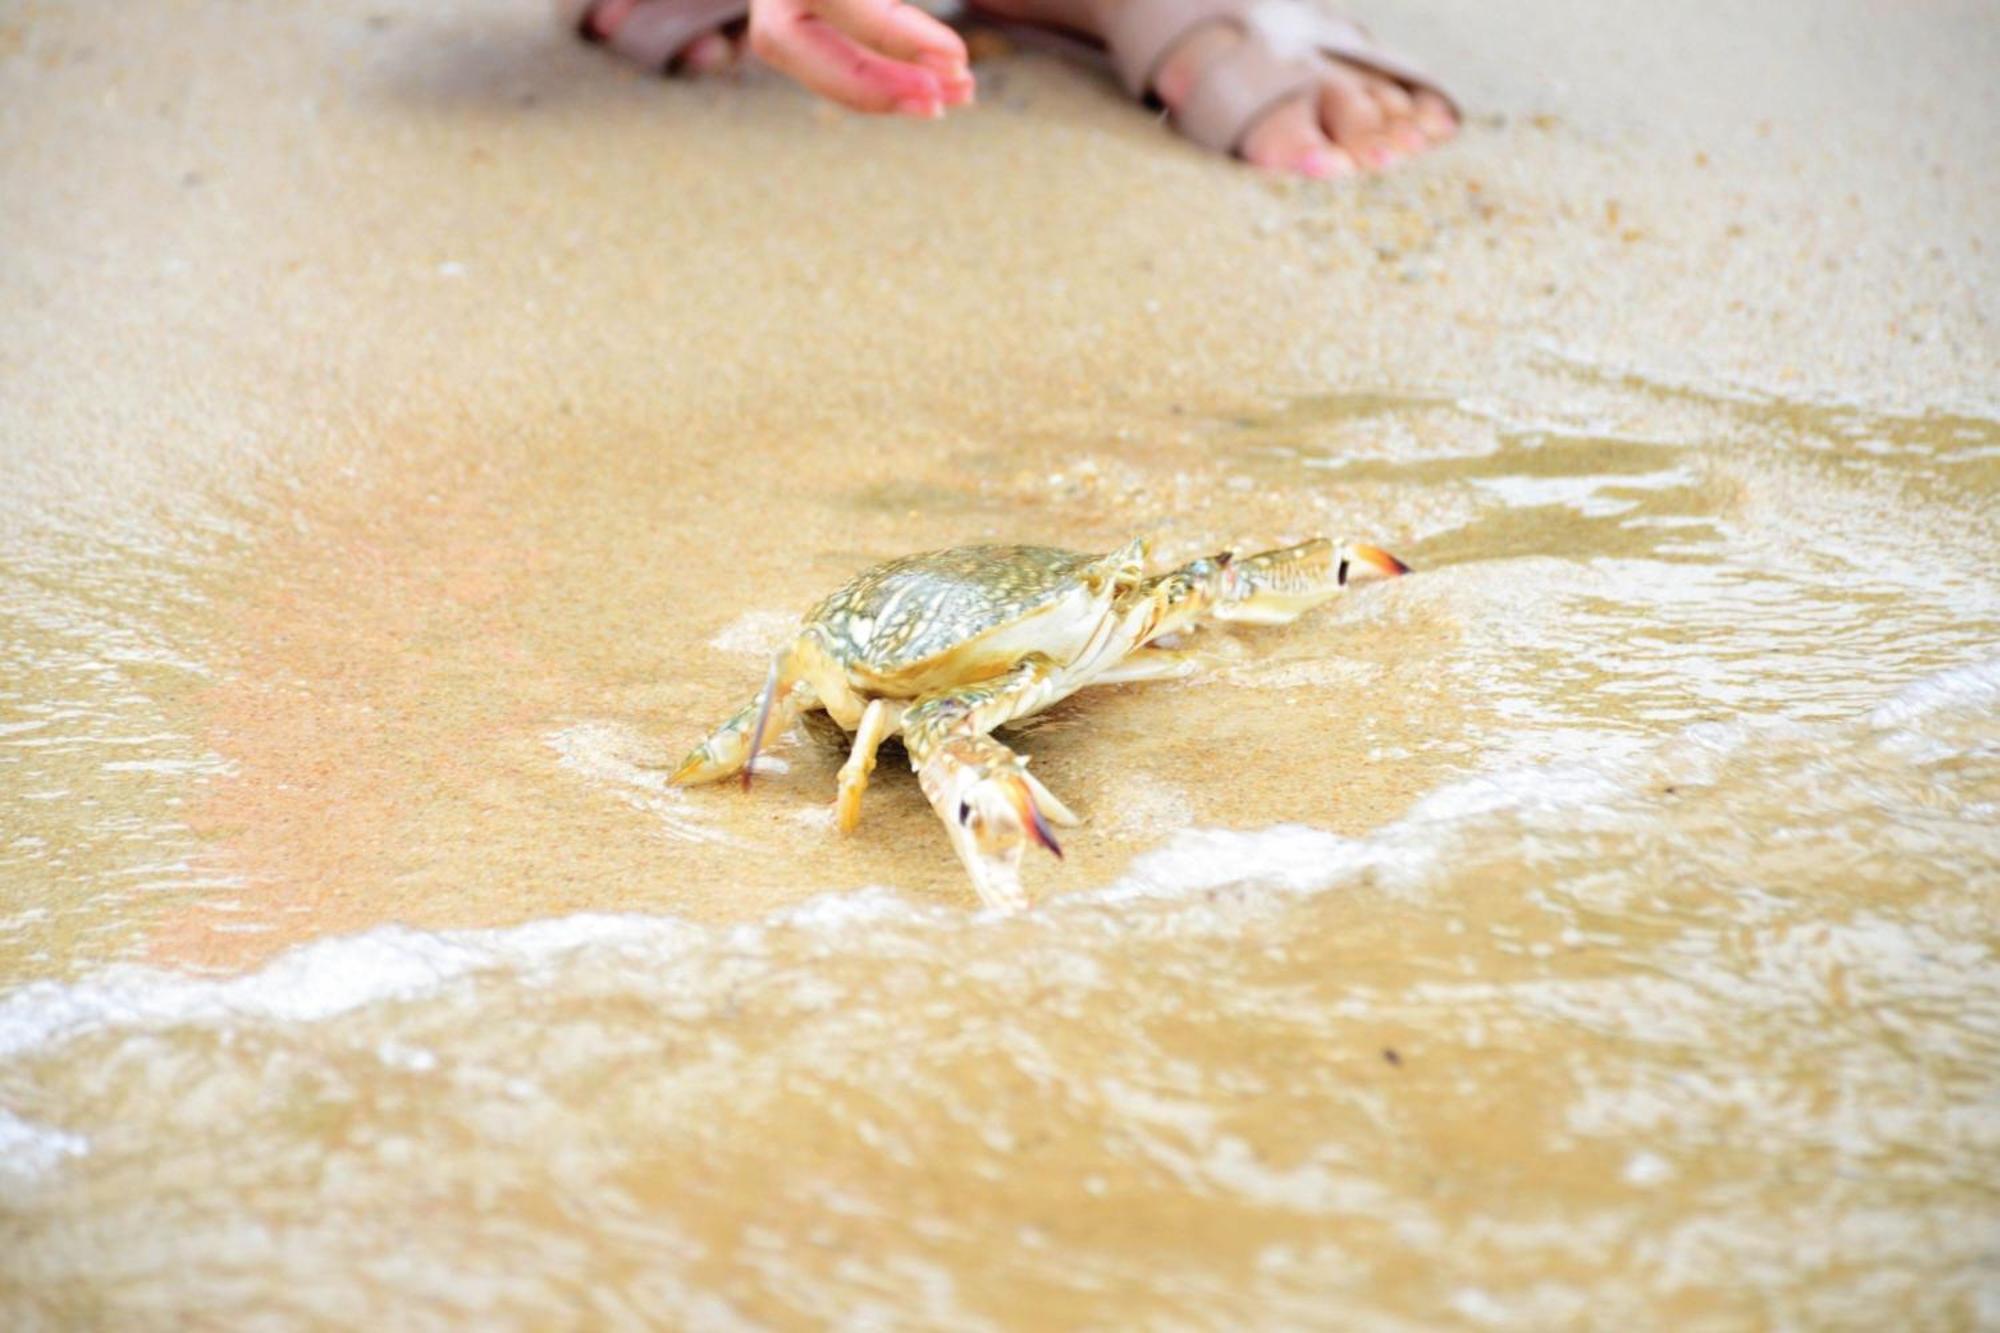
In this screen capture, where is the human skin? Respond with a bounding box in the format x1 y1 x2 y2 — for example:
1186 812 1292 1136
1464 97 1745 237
580 0 1456 176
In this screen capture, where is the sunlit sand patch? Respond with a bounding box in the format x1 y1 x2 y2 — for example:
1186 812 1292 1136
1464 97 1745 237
546 721 741 846
1091 770 1196 836
1217 655 1380 692
707 609 799 658
786 803 838 831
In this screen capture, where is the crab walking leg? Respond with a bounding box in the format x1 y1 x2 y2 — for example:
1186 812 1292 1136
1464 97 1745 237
834 698 901 835
1084 647 1212 686
668 630 866 787
665 689 809 786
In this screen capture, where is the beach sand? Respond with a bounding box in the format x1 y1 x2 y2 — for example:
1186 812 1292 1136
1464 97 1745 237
2 1 1997 1325
6 0 1993 966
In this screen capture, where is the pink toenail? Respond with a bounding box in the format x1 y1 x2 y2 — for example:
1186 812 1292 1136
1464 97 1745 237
1299 150 1344 179
896 96 944 119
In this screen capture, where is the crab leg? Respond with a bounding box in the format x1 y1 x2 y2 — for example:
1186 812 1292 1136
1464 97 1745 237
916 734 1064 912
668 630 865 787
898 655 1091 906
834 697 900 834
1084 647 1211 686
1208 539 1409 626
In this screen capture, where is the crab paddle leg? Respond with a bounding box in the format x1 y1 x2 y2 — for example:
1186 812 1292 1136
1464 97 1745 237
834 698 900 834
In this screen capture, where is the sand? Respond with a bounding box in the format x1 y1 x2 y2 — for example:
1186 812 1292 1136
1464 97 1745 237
3 3 1999 1325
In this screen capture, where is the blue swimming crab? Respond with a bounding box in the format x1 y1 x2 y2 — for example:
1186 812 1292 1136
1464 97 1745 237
671 537 1410 908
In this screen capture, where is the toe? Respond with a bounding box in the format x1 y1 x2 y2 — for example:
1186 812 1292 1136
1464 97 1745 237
579 0 639 39
677 30 736 74
1240 93 1353 178
1363 74 1429 154
1144 14 1448 176
584 0 743 76
1152 24 1240 108
1318 69 1397 171
1412 88 1457 141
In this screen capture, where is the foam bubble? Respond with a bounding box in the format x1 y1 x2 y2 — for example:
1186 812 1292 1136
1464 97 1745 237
0 1108 89 1183
0 914 701 1061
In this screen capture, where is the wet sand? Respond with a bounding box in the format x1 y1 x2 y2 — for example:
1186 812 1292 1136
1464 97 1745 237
5 0 1994 966
3 0 1998 1326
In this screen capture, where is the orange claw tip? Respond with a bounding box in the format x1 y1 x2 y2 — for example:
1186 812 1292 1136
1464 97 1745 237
1351 543 1412 577
1008 780 1064 859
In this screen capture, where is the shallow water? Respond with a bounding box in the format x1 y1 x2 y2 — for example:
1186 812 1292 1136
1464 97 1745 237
5 0 2000 1326
5 377 1997 1327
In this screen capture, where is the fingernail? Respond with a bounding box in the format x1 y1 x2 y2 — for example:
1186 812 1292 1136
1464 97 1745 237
896 96 943 119
920 52 969 80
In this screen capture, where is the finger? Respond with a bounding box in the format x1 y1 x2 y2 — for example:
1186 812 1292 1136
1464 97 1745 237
751 6 945 114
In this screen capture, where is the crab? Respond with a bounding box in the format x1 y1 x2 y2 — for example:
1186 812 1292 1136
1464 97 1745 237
669 536 1410 908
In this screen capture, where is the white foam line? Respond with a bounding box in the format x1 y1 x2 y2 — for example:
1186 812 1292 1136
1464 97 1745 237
0 914 702 1062
1868 655 2000 729
5 657 1990 1066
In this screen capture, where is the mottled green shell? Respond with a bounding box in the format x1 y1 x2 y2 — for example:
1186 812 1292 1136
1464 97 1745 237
805 544 1106 676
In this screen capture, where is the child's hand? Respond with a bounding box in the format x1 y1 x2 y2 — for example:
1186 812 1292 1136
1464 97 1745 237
748 0 974 118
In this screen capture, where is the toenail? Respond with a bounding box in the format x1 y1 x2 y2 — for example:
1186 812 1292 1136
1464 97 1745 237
895 96 944 119
1299 149 1346 179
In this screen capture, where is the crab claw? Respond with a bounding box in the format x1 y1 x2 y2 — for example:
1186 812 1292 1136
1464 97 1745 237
918 737 1068 911
1212 537 1412 624
1344 542 1411 581
1007 781 1065 859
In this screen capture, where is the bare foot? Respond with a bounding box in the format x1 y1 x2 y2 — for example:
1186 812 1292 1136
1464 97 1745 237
564 0 1454 175
568 0 745 75
976 0 1455 176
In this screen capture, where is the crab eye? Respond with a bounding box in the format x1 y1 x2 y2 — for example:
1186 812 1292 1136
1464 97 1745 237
1336 557 1350 587
957 799 972 826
